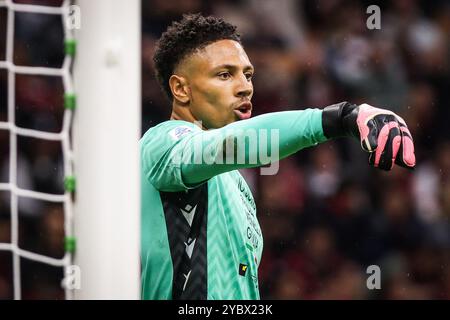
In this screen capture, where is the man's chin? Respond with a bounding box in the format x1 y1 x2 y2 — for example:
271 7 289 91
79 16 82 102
230 116 242 124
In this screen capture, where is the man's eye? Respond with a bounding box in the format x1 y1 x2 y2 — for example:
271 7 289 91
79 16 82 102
218 72 231 80
245 73 253 81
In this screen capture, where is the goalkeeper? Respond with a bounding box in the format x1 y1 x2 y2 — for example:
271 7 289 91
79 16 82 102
140 13 415 300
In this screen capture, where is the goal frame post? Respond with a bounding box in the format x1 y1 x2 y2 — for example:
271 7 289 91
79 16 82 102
73 0 141 299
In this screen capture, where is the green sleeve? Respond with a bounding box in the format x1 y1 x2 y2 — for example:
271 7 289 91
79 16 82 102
141 108 328 191
180 108 328 184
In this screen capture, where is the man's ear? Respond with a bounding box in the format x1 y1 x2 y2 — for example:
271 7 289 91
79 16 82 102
169 75 190 104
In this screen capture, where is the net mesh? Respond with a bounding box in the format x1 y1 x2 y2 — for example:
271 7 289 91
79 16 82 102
0 0 75 300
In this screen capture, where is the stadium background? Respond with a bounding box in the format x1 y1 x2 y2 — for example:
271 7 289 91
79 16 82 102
1 0 450 299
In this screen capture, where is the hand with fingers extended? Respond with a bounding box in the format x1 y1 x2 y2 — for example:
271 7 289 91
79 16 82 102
322 102 416 171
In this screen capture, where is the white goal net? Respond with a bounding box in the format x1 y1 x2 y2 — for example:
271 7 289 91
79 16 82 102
0 0 75 300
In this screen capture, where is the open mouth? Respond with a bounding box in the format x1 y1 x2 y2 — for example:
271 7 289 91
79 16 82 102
233 102 252 120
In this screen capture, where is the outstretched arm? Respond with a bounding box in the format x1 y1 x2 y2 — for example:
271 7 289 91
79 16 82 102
179 108 327 185
141 108 327 191
141 102 416 191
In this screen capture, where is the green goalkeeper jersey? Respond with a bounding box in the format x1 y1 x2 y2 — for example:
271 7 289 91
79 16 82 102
140 109 328 300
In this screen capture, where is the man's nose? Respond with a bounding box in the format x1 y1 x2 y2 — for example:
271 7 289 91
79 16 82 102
235 75 253 98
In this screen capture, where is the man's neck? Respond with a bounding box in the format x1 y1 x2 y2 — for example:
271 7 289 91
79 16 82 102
170 104 207 130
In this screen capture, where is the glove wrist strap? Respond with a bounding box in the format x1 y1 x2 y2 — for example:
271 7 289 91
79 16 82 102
322 101 359 139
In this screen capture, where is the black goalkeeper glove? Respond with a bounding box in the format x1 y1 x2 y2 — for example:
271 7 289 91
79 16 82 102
322 102 416 171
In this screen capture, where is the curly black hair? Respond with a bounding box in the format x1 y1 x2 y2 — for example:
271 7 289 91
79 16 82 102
153 13 241 100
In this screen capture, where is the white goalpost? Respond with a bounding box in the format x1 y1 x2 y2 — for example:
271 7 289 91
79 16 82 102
73 0 141 299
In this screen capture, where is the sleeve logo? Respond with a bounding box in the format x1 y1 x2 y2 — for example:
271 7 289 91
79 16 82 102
169 126 193 141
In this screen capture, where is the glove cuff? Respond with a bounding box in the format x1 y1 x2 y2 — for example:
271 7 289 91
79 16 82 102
322 101 360 139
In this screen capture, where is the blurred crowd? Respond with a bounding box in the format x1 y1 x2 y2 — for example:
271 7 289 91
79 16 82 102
0 0 449 299
142 0 450 299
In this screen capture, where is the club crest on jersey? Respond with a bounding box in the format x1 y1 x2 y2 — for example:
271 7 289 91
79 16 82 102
169 126 193 140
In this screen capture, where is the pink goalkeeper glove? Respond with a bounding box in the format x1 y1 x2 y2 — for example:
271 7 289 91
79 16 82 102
322 102 416 171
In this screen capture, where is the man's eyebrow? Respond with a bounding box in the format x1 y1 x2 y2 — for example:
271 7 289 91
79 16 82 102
212 64 254 71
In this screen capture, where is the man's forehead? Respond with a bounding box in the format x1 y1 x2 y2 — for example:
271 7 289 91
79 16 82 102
184 39 252 71
201 39 247 58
